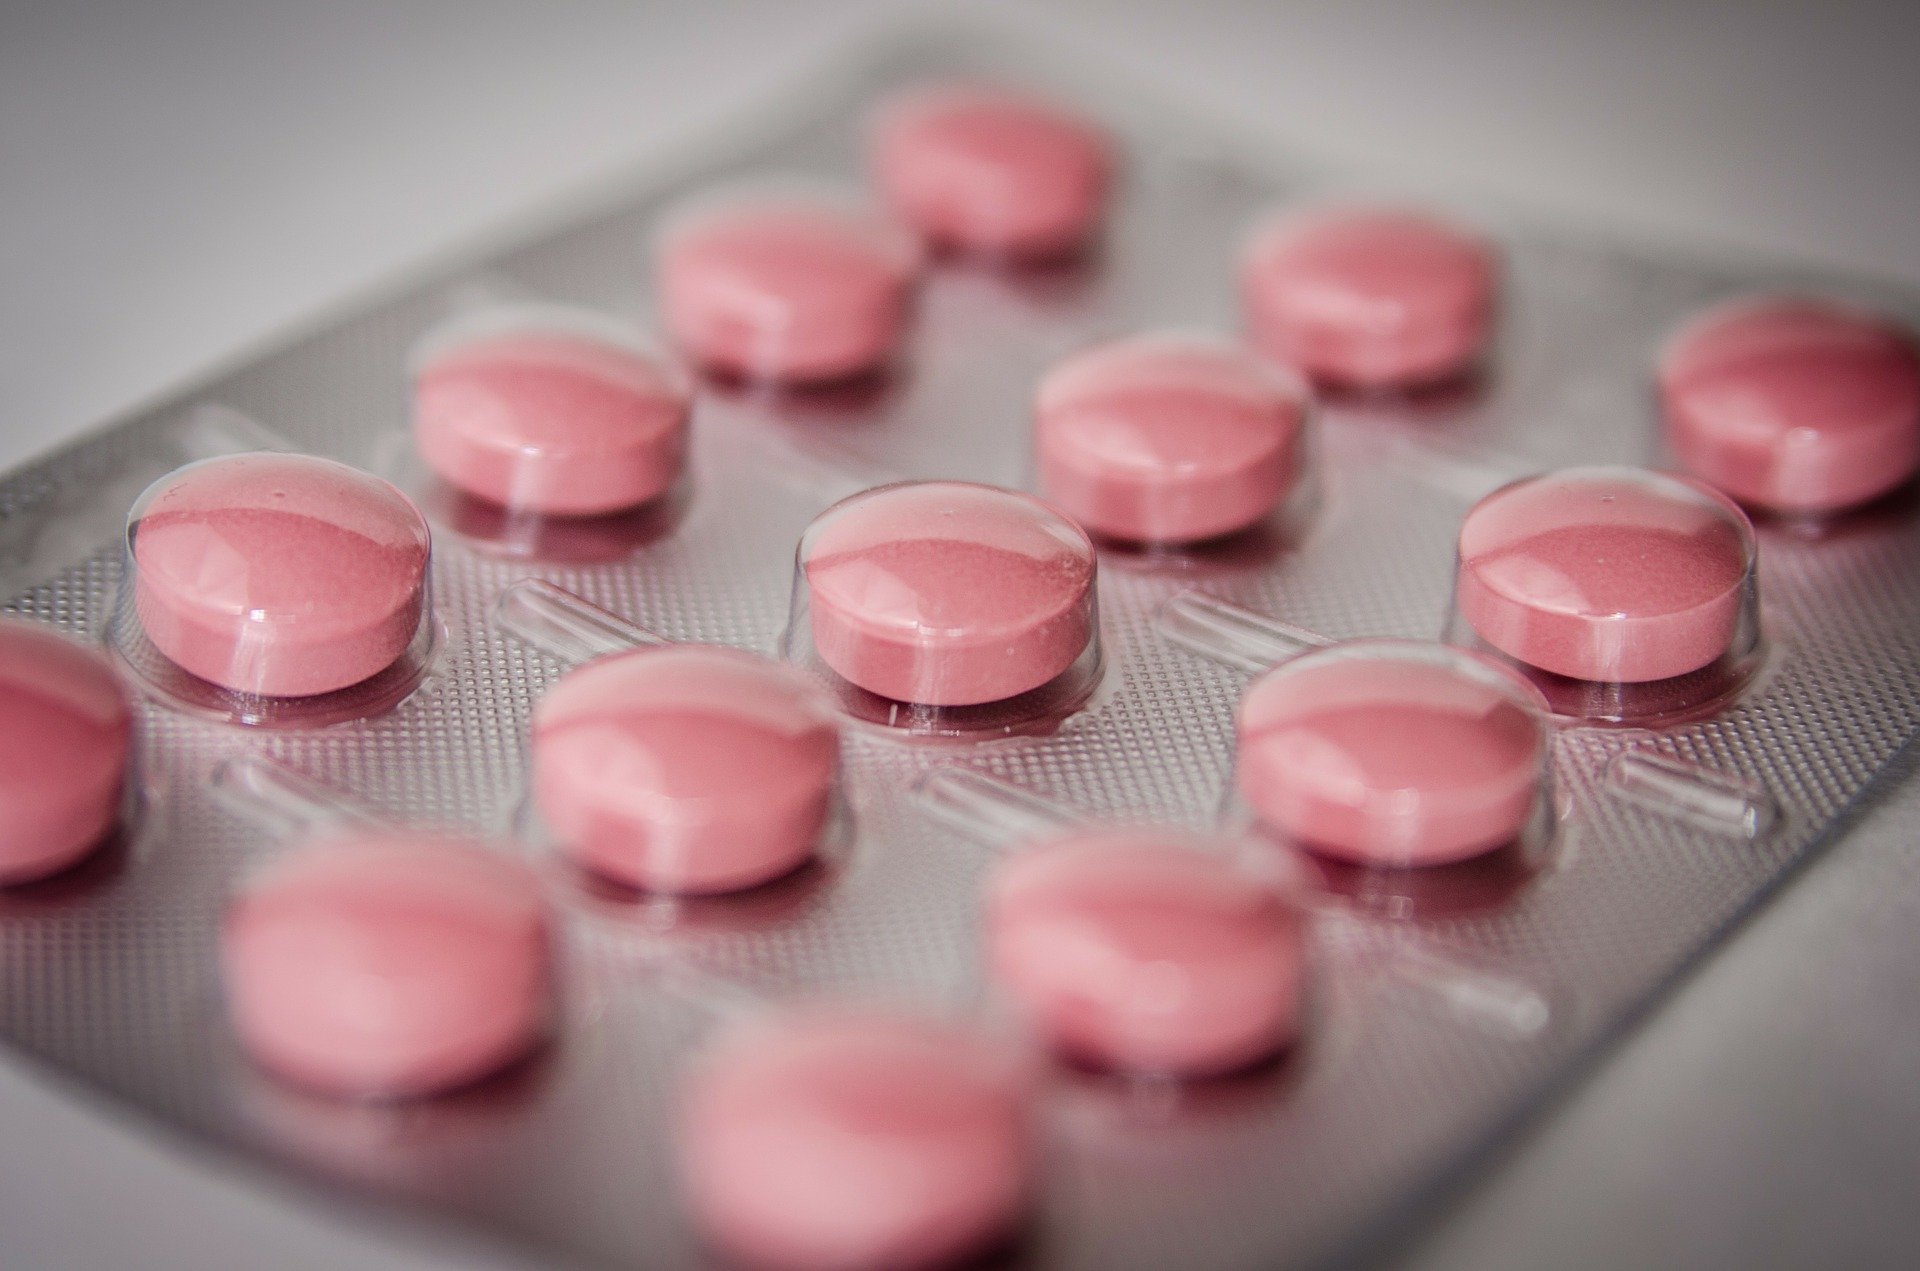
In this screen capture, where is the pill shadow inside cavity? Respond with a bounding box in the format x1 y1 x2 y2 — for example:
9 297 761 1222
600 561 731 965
701 361 907 425
0 826 134 908
1749 476 1920 545
546 795 856 937
1487 641 1763 727
822 664 1103 741
245 1049 553 1195
1313 362 1492 422
424 478 690 565
929 241 1106 311
1094 497 1316 579
1046 1039 1315 1144
1443 608 1767 726
109 593 441 729
568 854 839 939
1250 797 1559 922
1300 839 1542 921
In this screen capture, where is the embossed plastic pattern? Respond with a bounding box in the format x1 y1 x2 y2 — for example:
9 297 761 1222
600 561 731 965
2 32 1920 1271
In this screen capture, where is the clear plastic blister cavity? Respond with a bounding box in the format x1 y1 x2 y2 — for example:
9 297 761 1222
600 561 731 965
108 451 439 727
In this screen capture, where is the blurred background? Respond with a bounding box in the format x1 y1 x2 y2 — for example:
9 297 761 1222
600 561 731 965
3 2 1919 1268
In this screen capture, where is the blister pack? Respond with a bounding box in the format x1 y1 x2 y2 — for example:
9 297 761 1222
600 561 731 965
4 28 1920 1271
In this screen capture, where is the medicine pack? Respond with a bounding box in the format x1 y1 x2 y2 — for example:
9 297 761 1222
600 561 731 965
2 28 1919 1271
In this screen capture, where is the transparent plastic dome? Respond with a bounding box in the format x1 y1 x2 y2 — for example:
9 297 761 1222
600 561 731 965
111 452 437 726
869 80 1113 263
653 181 923 385
528 644 842 896
1446 465 1763 723
1232 639 1554 872
784 480 1103 737
1033 332 1313 547
410 302 692 520
1659 295 1920 515
1241 203 1497 391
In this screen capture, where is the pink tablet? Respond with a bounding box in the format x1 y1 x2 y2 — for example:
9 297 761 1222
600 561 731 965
130 453 431 698
1236 642 1548 867
1242 205 1496 389
413 329 690 517
1035 334 1308 543
987 829 1306 1076
1661 296 1920 514
871 83 1112 261
223 832 553 1099
680 1010 1028 1271
0 619 132 885
655 194 921 384
1454 467 1755 684
800 482 1097 706
532 645 839 894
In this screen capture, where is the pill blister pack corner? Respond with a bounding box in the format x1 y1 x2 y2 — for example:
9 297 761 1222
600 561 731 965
5 27 1920 1271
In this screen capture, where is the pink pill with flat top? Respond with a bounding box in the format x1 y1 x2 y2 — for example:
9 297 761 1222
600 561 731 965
1661 297 1920 514
872 83 1112 261
0 619 132 885
1035 334 1308 543
1236 643 1548 867
413 330 689 516
1455 467 1756 684
222 832 553 1099
680 1010 1029 1271
130 454 431 698
987 829 1306 1076
1242 206 1496 389
656 195 920 384
533 645 839 894
801 482 1097 707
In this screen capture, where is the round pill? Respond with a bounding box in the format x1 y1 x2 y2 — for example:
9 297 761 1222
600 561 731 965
987 829 1306 1076
532 645 839 895
871 83 1112 261
413 329 690 517
1455 467 1755 684
679 1010 1028 1271
1242 205 1496 389
656 195 920 384
1236 642 1547 867
0 619 132 886
130 453 431 698
222 832 553 1099
801 482 1097 706
1034 334 1308 543
1660 296 1920 514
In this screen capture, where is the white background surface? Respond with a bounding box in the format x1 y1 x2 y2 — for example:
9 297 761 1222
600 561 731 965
3 2 1919 1267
